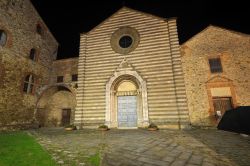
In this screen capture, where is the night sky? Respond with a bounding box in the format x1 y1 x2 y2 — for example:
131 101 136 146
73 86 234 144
30 0 250 60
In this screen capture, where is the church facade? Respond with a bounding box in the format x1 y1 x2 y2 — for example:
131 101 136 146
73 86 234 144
75 7 190 129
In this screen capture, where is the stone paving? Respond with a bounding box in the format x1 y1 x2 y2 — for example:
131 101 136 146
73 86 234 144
28 128 250 166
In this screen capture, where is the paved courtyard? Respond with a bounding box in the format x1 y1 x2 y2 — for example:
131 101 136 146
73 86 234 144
29 128 250 166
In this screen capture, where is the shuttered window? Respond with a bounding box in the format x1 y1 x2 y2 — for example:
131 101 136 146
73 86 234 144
209 58 223 73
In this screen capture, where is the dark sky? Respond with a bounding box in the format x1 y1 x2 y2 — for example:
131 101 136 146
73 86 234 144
30 0 250 60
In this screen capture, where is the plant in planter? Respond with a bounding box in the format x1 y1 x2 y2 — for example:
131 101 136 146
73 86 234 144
147 123 159 131
98 124 109 131
64 124 76 131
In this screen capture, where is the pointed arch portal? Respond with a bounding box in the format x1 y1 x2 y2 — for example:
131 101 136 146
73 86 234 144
105 70 149 128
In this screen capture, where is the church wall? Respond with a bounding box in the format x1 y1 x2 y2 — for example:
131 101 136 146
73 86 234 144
0 0 58 129
75 8 189 128
181 27 250 126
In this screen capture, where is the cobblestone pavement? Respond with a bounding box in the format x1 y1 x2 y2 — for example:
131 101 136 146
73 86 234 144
29 128 250 166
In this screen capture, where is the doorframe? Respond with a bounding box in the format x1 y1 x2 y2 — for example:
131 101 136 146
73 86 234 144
105 70 149 128
206 77 237 124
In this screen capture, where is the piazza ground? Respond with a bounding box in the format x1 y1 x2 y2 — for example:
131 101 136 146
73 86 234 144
28 128 250 166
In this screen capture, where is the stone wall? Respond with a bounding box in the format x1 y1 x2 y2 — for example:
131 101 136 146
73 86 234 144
36 89 76 127
0 0 58 129
33 58 78 127
181 26 250 126
51 57 78 85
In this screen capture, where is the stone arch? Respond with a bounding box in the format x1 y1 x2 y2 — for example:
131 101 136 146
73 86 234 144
105 70 149 128
35 84 76 127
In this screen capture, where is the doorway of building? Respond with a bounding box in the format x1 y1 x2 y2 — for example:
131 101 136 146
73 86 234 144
117 96 137 127
61 109 71 126
212 97 233 119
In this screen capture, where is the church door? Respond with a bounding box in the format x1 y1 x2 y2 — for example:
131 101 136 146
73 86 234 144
117 96 137 128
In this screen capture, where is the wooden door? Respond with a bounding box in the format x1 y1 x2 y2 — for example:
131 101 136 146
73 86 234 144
61 109 71 126
213 97 233 117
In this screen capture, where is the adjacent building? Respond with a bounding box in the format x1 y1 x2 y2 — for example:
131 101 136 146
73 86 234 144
181 26 250 126
0 0 58 129
36 58 78 127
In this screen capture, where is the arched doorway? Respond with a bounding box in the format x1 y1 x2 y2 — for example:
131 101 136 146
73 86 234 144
35 85 76 127
106 71 149 128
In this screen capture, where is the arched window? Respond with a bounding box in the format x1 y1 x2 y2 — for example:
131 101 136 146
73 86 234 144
23 74 35 94
29 48 36 61
0 30 7 47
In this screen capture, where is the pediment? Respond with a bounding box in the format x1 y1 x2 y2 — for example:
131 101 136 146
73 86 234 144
116 58 134 71
206 76 232 83
86 7 170 35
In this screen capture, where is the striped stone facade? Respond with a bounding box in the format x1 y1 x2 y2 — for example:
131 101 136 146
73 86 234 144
74 7 190 129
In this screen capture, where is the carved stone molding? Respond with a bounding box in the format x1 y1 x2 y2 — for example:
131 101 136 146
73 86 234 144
105 62 149 128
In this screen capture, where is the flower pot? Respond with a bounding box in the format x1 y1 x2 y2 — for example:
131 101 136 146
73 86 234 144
98 128 109 131
148 127 158 131
64 127 75 131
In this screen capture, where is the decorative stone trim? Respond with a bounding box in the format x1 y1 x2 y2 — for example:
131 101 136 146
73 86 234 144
105 64 149 128
110 26 140 55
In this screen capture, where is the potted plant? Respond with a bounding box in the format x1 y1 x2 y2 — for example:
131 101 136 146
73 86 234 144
147 123 159 131
64 124 76 131
98 124 109 131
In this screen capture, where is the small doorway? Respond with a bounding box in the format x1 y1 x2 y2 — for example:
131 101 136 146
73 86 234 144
212 97 233 120
61 109 71 126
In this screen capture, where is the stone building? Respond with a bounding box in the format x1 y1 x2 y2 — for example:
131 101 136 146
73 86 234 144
1 3 249 129
0 0 58 129
181 25 250 127
75 7 190 129
36 58 78 127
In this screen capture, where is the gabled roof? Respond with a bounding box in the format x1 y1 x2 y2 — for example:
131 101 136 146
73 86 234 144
82 6 176 35
182 25 250 46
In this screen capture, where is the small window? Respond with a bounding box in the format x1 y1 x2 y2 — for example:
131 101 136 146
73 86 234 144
209 58 223 73
57 76 64 83
0 30 7 47
119 35 133 48
23 74 35 94
36 24 43 35
29 48 36 61
72 74 78 82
